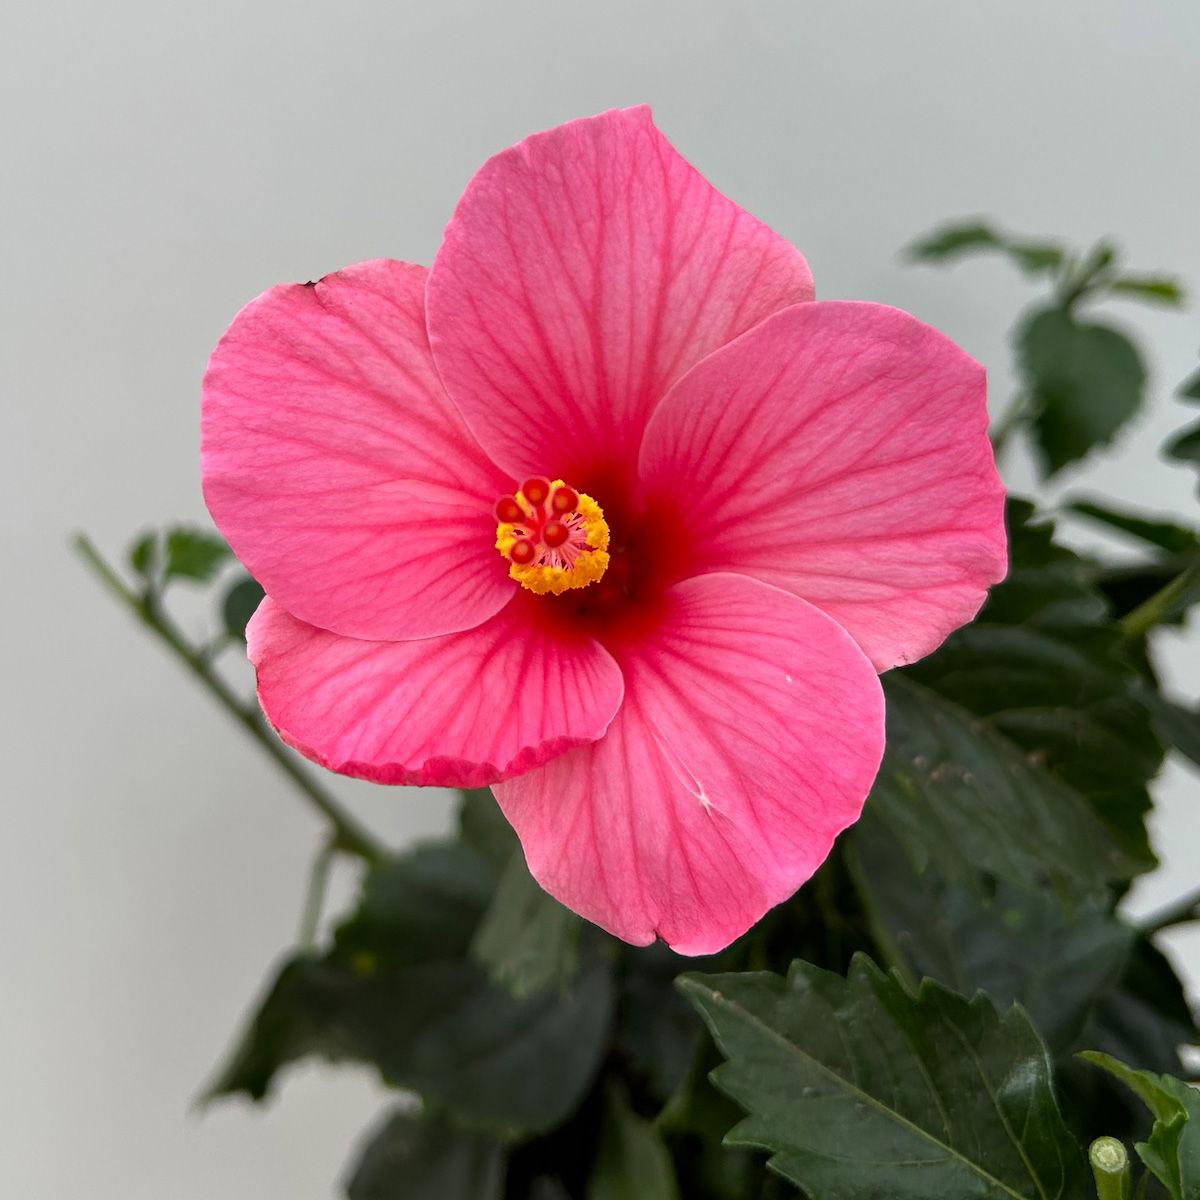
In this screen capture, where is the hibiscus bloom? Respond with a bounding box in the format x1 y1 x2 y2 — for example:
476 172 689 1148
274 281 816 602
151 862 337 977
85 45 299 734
201 106 1006 954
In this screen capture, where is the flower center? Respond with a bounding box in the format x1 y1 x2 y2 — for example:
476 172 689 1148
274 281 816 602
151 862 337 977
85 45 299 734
494 477 610 595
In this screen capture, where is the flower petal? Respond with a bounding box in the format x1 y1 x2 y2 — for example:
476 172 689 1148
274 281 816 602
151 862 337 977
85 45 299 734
637 301 1008 670
492 573 884 955
426 106 813 488
202 259 514 642
247 594 624 788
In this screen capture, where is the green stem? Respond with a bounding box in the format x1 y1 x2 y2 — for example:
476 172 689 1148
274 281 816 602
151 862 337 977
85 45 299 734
1139 884 1200 934
73 533 386 865
297 838 337 950
1089 1137 1132 1200
1120 557 1200 638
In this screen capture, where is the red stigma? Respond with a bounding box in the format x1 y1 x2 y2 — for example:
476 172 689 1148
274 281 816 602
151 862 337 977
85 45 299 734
543 520 569 548
551 485 578 514
509 538 536 565
521 477 551 507
495 495 524 523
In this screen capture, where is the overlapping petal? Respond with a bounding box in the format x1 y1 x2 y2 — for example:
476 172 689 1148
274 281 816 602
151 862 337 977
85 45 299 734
247 595 624 788
493 573 885 954
637 301 1008 671
202 259 513 642
426 106 813 489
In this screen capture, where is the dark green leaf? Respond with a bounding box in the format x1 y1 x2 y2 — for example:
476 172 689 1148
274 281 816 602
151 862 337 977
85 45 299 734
872 674 1133 894
334 843 496 973
344 1105 505 1200
848 814 1132 1055
1067 499 1199 556
210 956 613 1136
1123 560 1200 636
202 955 340 1102
1138 689 1200 771
905 220 1003 262
1167 424 1200 466
526 1180 573 1200
1110 276 1186 307
1179 368 1200 403
1007 240 1067 275
907 499 1161 871
128 530 160 577
470 851 581 998
1017 307 1147 476
163 526 232 581
682 956 1089 1200
458 788 519 875
207 837 613 1138
617 943 710 1104
1080 1053 1200 1200
353 959 615 1136
585 1084 679 1200
221 575 265 640
1079 939 1198 1080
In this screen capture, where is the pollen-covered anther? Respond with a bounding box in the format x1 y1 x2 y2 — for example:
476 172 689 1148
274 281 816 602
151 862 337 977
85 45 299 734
494 478 610 595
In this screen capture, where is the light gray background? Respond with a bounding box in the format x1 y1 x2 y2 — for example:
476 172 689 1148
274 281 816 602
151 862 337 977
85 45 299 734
4 1 1199 1196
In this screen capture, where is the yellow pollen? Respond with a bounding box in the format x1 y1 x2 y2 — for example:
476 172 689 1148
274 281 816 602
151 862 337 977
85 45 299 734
495 479 610 595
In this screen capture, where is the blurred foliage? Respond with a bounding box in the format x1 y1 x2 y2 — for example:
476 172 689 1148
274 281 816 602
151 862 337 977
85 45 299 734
909 217 1185 478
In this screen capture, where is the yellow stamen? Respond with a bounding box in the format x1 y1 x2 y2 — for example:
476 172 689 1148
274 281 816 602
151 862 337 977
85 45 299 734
496 480 610 595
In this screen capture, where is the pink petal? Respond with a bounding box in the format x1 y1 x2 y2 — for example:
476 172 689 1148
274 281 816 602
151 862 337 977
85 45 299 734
637 301 1008 671
492 573 884 955
246 594 624 788
202 259 514 642
426 106 813 489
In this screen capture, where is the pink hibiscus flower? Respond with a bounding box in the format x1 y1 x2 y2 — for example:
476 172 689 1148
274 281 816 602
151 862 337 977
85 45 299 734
201 106 1006 955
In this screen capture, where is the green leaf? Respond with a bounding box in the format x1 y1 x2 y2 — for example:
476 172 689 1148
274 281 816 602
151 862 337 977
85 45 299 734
847 814 1132 1055
905 219 1065 277
211 956 614 1136
1179 367 1200 403
586 1084 679 1200
458 787 519 875
1167 424 1200 466
1139 690 1200 770
906 499 1161 871
617 943 710 1104
163 526 232 581
905 220 1003 261
1109 276 1186 307
470 850 581 998
334 842 497 973
203 954 341 1102
221 574 265 640
128 530 160 577
344 1105 506 1200
1017 307 1147 476
681 956 1089 1200
1007 240 1067 275
1080 1053 1200 1199
206 842 613 1137
1079 939 1197 1080
871 674 1133 894
1066 499 1199 556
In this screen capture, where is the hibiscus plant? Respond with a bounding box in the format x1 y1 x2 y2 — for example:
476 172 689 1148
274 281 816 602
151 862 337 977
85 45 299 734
79 110 1200 1199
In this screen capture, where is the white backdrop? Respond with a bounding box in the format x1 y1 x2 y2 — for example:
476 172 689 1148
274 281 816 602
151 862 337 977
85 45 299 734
3 2 1199 1196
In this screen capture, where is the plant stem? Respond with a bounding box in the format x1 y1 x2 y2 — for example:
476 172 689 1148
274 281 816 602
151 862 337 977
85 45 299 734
1139 884 1200 934
73 533 386 865
297 838 337 950
1088 1137 1132 1200
1120 557 1200 638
